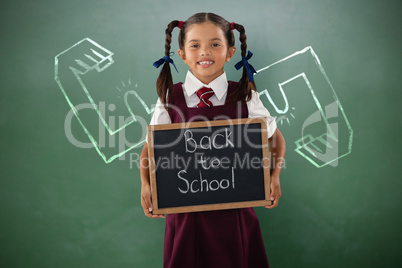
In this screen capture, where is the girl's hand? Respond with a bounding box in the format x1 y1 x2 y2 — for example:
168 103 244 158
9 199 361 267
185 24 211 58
141 184 165 219
265 175 281 209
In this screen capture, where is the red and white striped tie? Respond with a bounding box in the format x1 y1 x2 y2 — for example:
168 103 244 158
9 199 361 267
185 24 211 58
196 87 214 108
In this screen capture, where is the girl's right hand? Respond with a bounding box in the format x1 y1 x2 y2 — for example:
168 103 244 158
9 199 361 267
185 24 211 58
141 184 165 219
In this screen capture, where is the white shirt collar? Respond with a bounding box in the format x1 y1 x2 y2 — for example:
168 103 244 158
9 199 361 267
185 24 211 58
183 71 228 101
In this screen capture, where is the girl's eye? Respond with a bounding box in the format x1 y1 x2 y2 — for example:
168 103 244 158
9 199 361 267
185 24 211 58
190 44 199 48
212 43 220 47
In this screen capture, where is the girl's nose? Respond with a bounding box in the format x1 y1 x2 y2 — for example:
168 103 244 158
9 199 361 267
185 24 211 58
200 48 211 56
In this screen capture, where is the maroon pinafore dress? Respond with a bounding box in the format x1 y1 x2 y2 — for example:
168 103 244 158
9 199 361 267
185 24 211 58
163 81 269 268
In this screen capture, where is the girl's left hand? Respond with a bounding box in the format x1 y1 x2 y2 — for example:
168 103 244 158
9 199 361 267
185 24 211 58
265 175 281 209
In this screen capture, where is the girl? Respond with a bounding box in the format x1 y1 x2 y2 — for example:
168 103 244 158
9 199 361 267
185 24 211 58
140 12 286 268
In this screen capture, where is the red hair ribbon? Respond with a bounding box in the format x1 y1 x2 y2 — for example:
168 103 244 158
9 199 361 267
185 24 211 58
230 22 236 30
177 21 184 29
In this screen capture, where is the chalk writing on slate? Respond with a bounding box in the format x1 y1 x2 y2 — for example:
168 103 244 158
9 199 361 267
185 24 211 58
147 117 271 214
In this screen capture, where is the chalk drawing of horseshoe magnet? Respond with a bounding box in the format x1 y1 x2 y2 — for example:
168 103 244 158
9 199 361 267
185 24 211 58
255 47 353 168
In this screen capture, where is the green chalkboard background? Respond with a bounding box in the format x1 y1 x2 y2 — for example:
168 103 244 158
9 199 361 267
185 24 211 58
1 0 401 267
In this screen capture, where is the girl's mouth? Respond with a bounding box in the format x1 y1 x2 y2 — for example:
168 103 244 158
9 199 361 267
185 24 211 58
198 61 214 66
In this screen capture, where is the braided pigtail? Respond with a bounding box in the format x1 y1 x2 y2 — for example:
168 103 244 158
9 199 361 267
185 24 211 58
229 22 257 103
155 20 182 109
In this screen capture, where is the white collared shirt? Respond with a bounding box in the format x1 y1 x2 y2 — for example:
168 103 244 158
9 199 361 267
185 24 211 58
149 71 277 138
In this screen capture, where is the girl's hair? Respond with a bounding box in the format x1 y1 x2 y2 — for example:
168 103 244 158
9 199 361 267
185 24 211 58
156 12 256 109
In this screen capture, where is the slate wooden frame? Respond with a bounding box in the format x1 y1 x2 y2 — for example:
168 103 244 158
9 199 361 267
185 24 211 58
147 117 271 214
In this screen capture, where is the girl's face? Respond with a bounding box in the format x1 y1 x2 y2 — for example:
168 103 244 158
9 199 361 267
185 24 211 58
178 22 236 85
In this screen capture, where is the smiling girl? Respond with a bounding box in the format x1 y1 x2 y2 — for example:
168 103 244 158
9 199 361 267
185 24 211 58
140 12 286 268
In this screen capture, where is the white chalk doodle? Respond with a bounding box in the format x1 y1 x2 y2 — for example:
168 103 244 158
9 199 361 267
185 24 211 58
54 38 153 163
255 46 353 168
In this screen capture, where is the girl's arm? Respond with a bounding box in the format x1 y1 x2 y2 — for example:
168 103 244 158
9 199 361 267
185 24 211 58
265 128 286 209
140 142 165 218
